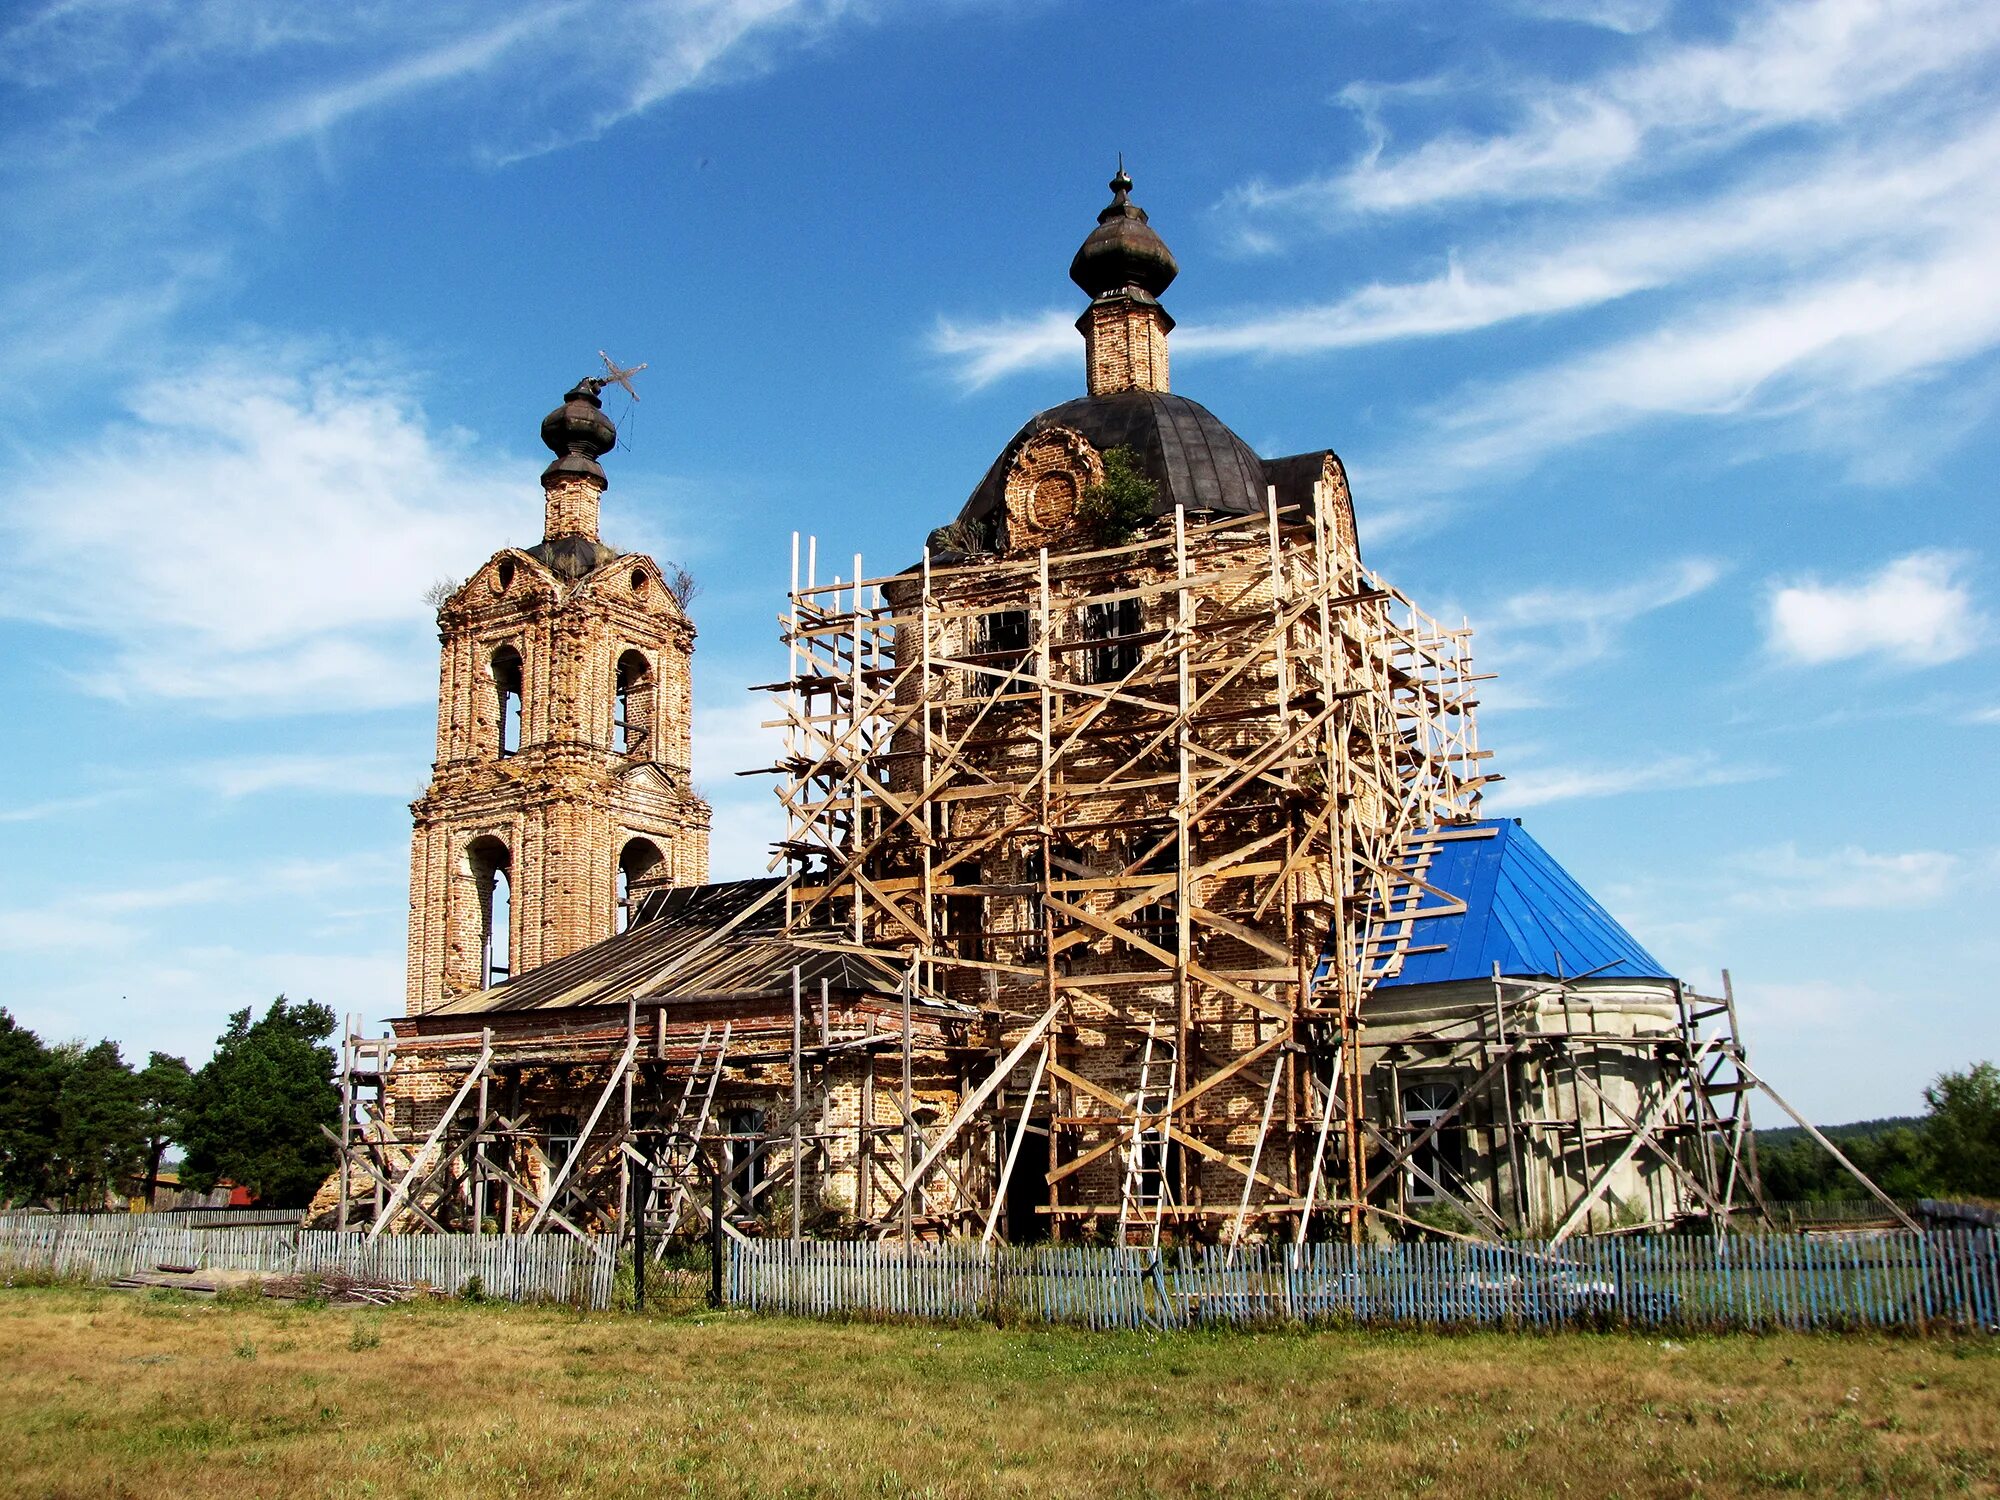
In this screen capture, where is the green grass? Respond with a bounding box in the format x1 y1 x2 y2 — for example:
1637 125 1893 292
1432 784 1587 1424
0 1286 1995 1497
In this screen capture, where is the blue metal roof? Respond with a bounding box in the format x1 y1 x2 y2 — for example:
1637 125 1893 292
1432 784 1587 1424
1370 818 1669 988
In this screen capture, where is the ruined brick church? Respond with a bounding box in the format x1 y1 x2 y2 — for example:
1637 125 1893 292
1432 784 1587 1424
323 171 1776 1247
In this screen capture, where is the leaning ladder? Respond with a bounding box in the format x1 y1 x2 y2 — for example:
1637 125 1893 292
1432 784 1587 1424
1117 1022 1177 1248
647 1022 731 1246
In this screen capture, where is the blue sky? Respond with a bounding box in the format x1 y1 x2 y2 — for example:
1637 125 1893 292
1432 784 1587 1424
0 0 1993 1122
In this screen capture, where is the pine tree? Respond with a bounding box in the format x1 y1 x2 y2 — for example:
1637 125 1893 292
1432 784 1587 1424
180 996 339 1207
50 1040 144 1210
0 1009 58 1205
137 1051 194 1206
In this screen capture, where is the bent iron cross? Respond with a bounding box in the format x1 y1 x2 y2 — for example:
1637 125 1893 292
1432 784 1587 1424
597 350 647 400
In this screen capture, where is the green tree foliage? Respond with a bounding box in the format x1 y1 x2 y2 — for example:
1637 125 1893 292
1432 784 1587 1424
48 1040 145 1209
137 1051 194 1203
1924 1061 2000 1198
180 996 339 1208
0 1008 59 1203
1757 1061 2000 1203
1076 446 1159 543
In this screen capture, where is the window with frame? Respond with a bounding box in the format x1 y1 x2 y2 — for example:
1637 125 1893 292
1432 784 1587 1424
1084 597 1143 683
1018 849 1047 963
541 1114 579 1175
724 1107 766 1213
973 610 1030 698
1400 1080 1464 1204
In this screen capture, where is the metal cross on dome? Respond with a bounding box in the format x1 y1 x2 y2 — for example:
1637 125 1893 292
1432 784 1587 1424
597 350 647 400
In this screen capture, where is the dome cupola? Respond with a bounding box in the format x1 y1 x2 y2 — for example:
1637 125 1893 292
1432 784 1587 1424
540 379 618 490
1069 166 1179 300
1069 166 1177 397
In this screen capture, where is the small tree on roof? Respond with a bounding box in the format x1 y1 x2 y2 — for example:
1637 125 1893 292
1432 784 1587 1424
1076 446 1158 544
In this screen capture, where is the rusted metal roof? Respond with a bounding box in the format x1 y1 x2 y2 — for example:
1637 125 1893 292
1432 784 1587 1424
958 390 1272 529
427 876 960 1016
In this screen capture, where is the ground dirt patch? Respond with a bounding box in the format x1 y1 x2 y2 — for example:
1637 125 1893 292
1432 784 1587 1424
0 1287 1994 1498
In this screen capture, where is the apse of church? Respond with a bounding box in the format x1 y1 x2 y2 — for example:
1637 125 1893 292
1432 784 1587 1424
404 375 710 1013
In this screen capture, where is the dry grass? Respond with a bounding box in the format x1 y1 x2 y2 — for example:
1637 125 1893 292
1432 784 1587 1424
0 1286 1995 1498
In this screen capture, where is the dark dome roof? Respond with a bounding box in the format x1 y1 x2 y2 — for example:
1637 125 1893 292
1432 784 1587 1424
958 390 1268 530
1069 168 1178 300
541 380 617 488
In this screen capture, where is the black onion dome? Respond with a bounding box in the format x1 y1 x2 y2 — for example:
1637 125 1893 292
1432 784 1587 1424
1069 168 1178 300
540 379 617 487
958 390 1267 532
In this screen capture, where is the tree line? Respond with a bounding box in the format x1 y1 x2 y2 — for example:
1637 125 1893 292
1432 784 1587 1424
0 997 339 1211
1757 1061 2000 1203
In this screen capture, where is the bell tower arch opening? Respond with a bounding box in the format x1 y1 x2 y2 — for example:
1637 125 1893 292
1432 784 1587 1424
465 835 513 987
614 648 653 756
617 836 666 932
490 645 524 758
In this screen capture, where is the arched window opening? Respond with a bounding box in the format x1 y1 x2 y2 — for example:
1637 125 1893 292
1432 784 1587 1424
468 836 512 987
617 838 666 933
1401 1080 1464 1204
491 646 524 758
614 649 653 756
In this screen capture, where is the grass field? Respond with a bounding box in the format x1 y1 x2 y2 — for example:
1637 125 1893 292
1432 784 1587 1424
0 1286 1995 1498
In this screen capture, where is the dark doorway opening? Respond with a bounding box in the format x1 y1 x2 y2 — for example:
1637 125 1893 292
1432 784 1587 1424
1005 1128 1052 1244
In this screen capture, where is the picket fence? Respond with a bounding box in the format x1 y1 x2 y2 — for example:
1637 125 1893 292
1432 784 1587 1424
731 1229 2000 1334
0 1208 303 1229
0 1219 615 1309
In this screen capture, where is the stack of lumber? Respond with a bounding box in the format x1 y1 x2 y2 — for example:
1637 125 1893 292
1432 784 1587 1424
108 1263 436 1305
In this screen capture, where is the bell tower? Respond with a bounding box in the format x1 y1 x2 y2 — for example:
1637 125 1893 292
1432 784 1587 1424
404 372 711 1013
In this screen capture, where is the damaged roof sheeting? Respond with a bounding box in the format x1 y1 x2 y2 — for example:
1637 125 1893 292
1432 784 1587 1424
425 876 962 1016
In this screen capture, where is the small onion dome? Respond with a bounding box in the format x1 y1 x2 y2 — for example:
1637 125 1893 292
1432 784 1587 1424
1068 167 1178 300
540 379 617 488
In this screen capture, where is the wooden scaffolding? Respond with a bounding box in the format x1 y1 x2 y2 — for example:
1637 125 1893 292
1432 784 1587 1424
765 497 1492 1241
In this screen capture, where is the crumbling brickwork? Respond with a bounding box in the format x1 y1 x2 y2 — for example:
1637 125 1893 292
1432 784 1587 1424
405 398 709 1014
1080 296 1171 396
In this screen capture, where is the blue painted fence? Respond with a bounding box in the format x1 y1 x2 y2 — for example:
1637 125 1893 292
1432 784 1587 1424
732 1230 2000 1333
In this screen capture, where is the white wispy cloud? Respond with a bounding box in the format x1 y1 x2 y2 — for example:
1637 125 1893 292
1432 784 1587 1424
0 852 403 955
179 752 417 799
1766 550 1985 666
0 344 531 714
1499 750 1771 808
1470 557 1722 709
1733 840 1968 909
1239 0 2000 218
1390 210 2000 487
1514 0 1674 33
938 109 2000 389
0 790 132 824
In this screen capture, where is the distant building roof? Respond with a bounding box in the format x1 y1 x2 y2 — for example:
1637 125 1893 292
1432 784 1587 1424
1371 818 1670 988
